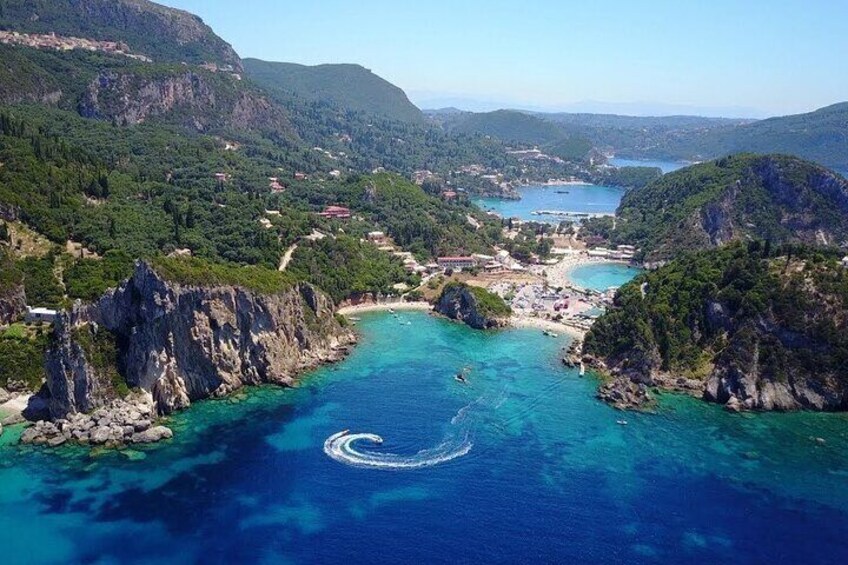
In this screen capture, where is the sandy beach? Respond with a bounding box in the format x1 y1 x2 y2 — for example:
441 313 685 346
0 393 32 425
337 301 432 316
540 252 631 291
510 315 585 337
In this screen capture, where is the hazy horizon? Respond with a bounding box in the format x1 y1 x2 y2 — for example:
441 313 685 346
160 1 847 119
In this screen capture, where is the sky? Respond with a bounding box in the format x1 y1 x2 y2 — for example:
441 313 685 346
159 0 848 118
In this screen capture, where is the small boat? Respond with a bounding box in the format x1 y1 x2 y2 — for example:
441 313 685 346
455 373 468 384
616 420 628 426
556 190 570 194
543 330 558 338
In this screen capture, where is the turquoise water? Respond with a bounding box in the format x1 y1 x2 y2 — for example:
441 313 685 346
474 183 624 222
2 312 848 563
569 262 644 291
609 157 689 173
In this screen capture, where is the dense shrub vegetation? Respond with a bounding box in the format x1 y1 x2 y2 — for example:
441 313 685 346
585 243 848 380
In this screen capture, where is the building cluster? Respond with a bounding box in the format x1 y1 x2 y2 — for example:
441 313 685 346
506 148 565 164
0 31 152 62
318 205 351 219
268 177 285 192
412 170 436 185
586 245 637 261
198 62 241 80
436 250 524 273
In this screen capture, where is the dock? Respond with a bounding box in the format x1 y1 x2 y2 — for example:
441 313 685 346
531 210 616 219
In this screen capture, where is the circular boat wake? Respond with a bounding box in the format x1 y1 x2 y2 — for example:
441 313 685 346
323 431 472 470
324 401 478 470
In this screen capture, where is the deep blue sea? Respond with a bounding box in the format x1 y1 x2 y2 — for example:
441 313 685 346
474 183 624 222
2 312 848 564
569 263 644 292
608 157 689 174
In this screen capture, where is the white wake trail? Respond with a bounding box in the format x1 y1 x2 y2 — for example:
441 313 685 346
323 398 483 470
323 430 472 470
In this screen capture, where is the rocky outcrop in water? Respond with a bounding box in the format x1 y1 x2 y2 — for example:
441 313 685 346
21 393 167 447
43 262 356 424
434 283 510 330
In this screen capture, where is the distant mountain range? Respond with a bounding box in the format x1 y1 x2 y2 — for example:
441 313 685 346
415 95 765 119
645 103 848 171
0 0 846 173
427 104 848 171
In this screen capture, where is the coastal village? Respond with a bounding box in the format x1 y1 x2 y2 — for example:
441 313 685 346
0 30 152 62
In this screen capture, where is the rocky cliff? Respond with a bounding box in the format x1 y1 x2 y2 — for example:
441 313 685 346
44 261 356 419
583 245 848 411
0 284 26 327
78 70 294 134
0 251 26 326
434 282 510 330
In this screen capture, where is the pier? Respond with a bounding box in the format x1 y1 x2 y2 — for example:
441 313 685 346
531 210 616 218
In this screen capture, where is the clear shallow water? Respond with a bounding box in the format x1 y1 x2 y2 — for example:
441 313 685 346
569 262 644 291
2 312 848 563
474 183 624 222
609 157 689 173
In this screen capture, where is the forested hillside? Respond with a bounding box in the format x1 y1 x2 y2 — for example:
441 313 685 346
0 0 242 69
584 243 848 410
587 154 848 261
244 59 423 123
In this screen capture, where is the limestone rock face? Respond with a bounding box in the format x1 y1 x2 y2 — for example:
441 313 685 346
45 262 355 419
434 284 509 330
703 331 848 411
45 318 115 418
78 71 292 134
0 283 26 326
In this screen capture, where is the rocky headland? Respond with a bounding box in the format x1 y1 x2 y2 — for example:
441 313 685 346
582 245 848 412
22 260 356 446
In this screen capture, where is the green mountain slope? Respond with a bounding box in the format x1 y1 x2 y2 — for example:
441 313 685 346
0 0 242 69
603 103 848 170
698 103 848 170
597 154 848 261
448 109 564 145
243 59 423 123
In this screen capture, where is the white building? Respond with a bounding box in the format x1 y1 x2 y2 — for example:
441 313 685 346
26 307 58 324
437 256 476 270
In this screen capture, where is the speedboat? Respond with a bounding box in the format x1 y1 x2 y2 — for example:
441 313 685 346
616 420 628 426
